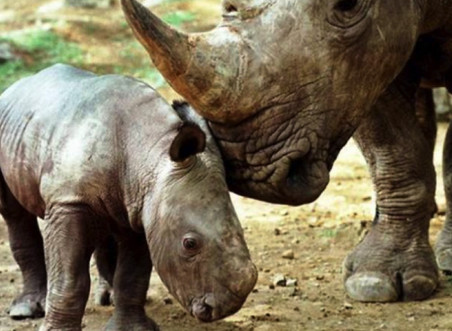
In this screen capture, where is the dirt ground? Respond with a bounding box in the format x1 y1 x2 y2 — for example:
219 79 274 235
0 126 451 331
1 1 452 331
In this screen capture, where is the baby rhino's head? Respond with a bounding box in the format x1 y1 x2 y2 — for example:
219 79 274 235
144 101 257 322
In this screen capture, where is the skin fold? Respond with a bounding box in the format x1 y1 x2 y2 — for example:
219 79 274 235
121 0 452 302
0 64 257 330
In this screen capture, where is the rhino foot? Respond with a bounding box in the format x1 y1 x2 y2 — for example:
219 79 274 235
8 292 46 319
94 277 114 306
436 248 452 275
435 225 452 274
105 313 159 331
344 226 438 302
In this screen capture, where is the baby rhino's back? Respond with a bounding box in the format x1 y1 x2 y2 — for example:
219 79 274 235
0 64 170 218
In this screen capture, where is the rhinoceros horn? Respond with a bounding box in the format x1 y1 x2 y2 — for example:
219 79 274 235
121 0 246 123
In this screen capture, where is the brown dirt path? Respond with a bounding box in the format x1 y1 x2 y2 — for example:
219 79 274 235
0 125 451 331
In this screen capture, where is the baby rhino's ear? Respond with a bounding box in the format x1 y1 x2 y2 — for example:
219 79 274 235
170 123 206 162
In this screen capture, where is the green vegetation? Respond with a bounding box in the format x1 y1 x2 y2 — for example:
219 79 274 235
318 228 338 239
112 39 167 89
0 1 198 93
0 30 83 92
162 10 196 27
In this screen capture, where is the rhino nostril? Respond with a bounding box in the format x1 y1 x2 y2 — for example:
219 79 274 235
287 156 308 186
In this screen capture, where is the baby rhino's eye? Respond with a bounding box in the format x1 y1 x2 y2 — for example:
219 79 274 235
181 233 203 258
183 237 199 251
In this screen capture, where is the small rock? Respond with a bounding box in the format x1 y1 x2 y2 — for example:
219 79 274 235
289 287 301 297
280 210 289 216
286 278 298 287
272 274 286 287
282 249 295 259
291 239 300 244
344 302 353 309
274 228 281 236
253 325 273 331
315 275 325 281
0 43 16 63
163 298 173 305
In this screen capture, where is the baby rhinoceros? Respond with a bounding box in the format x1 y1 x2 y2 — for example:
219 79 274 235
0 64 258 331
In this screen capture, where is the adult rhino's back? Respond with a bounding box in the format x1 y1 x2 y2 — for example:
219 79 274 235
0 64 168 217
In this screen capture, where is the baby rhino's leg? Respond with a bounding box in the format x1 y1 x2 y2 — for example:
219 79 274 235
94 235 117 306
105 231 157 331
0 173 46 319
40 204 97 331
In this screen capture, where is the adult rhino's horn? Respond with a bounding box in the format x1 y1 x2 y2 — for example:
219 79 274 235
121 0 230 121
121 0 245 124
121 0 191 81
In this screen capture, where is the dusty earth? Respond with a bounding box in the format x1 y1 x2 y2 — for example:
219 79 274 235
1 1 452 330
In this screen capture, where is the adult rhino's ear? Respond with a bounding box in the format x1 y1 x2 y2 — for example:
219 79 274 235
170 124 206 162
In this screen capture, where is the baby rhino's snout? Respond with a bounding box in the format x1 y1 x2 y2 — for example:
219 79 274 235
191 294 215 322
230 259 258 299
191 258 257 322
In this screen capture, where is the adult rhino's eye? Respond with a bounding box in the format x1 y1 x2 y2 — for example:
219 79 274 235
328 0 371 29
225 3 238 13
222 1 239 21
335 0 358 12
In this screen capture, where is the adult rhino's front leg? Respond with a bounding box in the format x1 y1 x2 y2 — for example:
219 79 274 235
344 71 438 302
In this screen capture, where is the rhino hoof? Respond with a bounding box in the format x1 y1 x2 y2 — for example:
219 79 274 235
436 248 452 273
95 289 114 306
402 275 437 301
9 301 45 320
345 272 399 302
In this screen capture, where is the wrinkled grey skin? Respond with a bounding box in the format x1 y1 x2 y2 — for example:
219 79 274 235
0 64 257 330
121 0 452 302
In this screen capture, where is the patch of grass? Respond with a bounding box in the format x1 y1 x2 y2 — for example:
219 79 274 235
318 228 338 239
162 10 196 27
112 39 168 89
0 30 83 93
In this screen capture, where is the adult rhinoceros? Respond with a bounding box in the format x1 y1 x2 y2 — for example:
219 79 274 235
121 0 452 302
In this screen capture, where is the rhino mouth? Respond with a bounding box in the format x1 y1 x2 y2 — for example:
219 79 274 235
189 291 244 322
222 144 330 206
190 295 215 322
284 153 330 204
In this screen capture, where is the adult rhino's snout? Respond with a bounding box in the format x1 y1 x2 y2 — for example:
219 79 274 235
282 154 330 205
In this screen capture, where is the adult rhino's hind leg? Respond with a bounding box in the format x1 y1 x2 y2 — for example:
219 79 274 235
0 173 46 319
435 119 452 273
345 71 438 302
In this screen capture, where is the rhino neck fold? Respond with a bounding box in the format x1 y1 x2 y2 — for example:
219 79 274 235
421 0 452 34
